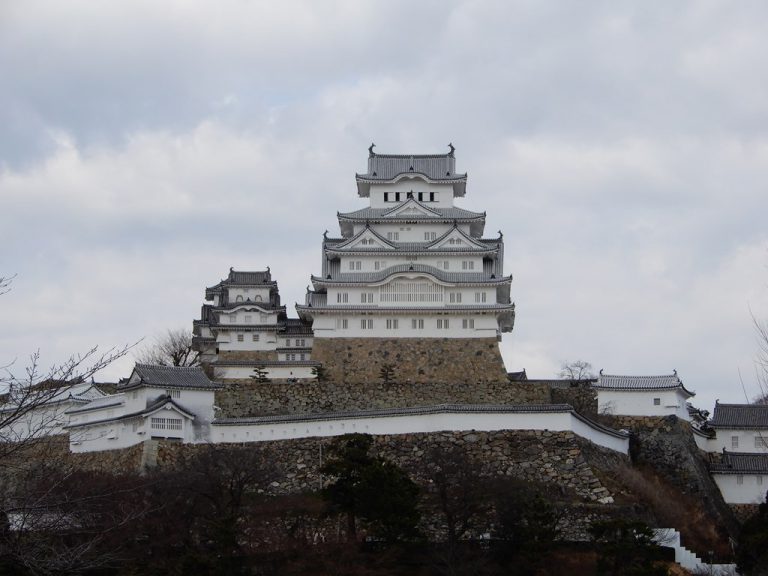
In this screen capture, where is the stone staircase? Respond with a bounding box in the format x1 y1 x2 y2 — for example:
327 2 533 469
653 529 738 575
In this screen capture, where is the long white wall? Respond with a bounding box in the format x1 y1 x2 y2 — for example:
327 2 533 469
597 389 691 420
211 408 629 454
712 473 768 504
309 312 499 338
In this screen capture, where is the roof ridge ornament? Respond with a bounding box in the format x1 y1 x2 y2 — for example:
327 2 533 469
368 143 375 157
448 142 455 156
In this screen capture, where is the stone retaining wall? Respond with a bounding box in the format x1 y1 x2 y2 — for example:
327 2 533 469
602 415 739 537
152 429 620 504
214 379 551 417
311 337 509 384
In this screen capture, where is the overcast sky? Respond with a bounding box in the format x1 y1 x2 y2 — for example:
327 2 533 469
2 1 768 410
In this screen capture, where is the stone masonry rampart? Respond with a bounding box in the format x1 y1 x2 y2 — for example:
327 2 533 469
311 337 510 384
215 379 551 417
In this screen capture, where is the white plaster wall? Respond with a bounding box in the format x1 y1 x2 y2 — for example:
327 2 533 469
1 400 77 440
215 365 315 381
368 182 455 208
707 428 768 453
69 418 144 453
351 223 472 237
227 287 271 302
597 390 691 420
713 474 768 504
216 330 279 351
309 313 499 338
212 410 629 454
219 309 277 325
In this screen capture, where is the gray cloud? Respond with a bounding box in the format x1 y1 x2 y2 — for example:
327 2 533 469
2 1 768 410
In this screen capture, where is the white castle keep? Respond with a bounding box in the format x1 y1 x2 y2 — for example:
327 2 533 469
193 145 515 381
297 144 515 341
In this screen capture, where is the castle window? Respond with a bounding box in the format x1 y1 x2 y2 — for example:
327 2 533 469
437 319 450 329
300 353 306 361
474 292 487 303
756 437 768 449
462 318 475 329
411 319 424 329
449 238 455 245
361 292 374 303
384 192 390 202
244 315 252 323
429 192 436 202
289 353 296 361
297 339 305 347
449 292 462 303
439 260 449 270
151 417 182 431
237 334 244 342
260 313 268 322
337 292 349 303
166 389 181 399
386 232 399 241
425 232 436 241
395 192 401 201
349 260 362 271
361 319 374 330
418 192 423 201
732 436 739 449
229 316 237 323
462 261 475 270
380 279 443 303
386 319 398 329
236 295 243 302
252 334 259 342
336 318 348 329
653 398 660 406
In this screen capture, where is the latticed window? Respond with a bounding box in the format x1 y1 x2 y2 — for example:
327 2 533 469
386 319 398 329
151 417 182 431
380 279 443 303
166 389 181 399
411 319 424 329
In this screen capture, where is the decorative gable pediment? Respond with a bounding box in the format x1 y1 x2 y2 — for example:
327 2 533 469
429 228 488 251
384 198 441 219
333 228 396 251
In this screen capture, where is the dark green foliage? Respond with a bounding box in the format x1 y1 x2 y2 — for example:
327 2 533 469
379 363 396 385
590 519 668 576
311 364 329 383
321 434 420 543
250 364 271 383
737 492 768 575
491 479 563 572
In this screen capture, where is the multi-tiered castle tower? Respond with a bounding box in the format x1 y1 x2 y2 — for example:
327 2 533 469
298 145 514 383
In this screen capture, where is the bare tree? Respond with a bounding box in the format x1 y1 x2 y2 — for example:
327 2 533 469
134 328 199 367
0 273 142 574
752 314 768 404
558 359 595 381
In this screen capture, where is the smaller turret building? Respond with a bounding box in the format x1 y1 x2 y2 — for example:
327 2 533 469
192 268 316 381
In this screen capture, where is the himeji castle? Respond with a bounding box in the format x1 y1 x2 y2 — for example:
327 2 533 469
193 145 515 384
297 144 515 340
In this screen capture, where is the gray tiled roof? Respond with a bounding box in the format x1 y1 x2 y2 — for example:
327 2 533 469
357 152 465 182
227 269 273 285
311 263 511 285
710 452 768 474
710 403 768 429
119 364 222 390
326 224 498 255
338 205 484 221
594 373 694 397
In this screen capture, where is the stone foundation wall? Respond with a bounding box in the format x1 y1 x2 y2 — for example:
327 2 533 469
601 415 739 537
151 430 620 504
550 385 598 416
214 378 551 417
311 337 509 384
